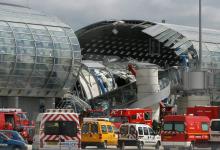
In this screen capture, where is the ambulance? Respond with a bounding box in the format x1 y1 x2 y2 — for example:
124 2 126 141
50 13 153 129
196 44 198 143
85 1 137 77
109 108 152 129
32 109 81 150
161 115 210 150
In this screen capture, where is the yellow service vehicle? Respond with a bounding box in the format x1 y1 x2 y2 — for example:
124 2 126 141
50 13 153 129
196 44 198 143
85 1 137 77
81 118 118 149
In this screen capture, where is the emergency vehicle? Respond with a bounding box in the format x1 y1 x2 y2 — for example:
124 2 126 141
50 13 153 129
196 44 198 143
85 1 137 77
81 118 118 149
210 119 220 150
187 106 220 119
109 108 152 128
161 115 210 150
118 123 161 150
186 106 220 149
0 108 34 144
32 109 81 150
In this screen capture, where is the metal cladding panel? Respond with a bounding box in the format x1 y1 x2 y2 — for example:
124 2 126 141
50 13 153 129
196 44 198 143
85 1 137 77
183 71 207 90
0 5 81 97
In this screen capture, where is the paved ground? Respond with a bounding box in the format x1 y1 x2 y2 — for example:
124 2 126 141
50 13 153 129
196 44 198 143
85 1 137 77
28 145 213 150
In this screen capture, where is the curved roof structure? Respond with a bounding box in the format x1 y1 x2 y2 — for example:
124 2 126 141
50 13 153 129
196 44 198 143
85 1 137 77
76 20 220 70
0 4 81 97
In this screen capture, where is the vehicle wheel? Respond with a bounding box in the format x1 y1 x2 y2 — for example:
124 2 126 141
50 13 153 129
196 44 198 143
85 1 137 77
103 141 107 149
163 146 170 150
188 142 194 150
98 141 107 149
211 146 217 150
81 144 86 149
13 147 21 150
155 141 160 150
137 141 144 150
118 141 125 150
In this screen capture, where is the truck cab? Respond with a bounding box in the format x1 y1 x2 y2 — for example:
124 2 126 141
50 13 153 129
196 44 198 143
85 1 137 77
0 108 34 144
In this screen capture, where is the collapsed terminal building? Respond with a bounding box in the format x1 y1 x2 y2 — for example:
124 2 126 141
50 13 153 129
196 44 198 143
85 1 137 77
76 20 220 117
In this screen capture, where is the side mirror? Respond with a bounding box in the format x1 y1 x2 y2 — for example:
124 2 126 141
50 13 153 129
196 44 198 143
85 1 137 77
77 129 81 133
210 125 213 130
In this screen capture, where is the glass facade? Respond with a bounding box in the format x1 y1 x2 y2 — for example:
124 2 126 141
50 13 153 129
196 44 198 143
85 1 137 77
0 4 81 97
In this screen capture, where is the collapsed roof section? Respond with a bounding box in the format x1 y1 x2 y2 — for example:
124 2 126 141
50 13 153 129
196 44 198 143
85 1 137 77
76 20 220 70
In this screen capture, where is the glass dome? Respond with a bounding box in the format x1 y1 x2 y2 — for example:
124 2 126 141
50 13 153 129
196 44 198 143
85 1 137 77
0 3 81 97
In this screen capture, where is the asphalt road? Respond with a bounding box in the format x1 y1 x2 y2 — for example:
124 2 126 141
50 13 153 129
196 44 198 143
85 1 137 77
28 145 213 150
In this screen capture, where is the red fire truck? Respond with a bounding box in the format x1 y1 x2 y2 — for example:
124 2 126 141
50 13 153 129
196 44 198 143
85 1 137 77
109 108 152 129
161 115 210 150
187 106 220 119
186 106 220 149
0 108 34 143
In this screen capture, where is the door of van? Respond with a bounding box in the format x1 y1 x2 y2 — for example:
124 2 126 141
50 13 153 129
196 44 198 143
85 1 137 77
107 125 117 145
100 125 108 144
148 127 157 146
143 127 151 145
90 122 99 143
82 122 91 142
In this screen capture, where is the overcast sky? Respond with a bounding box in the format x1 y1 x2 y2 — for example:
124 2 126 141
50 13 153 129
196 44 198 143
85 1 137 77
4 0 220 31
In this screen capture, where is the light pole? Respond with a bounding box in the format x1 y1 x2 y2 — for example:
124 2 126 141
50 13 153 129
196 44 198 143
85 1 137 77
199 0 202 70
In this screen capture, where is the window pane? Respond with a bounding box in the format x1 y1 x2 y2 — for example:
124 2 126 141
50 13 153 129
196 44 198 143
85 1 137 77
107 125 113 133
55 58 71 65
164 123 173 131
37 57 53 64
144 127 149 135
174 123 184 132
0 38 15 45
17 55 34 63
129 126 136 135
16 40 34 47
202 123 209 131
17 47 35 56
55 50 72 58
211 121 220 131
144 112 151 120
0 46 15 54
138 127 143 135
37 48 53 57
101 125 107 133
82 123 90 134
33 35 51 42
36 42 53 49
120 125 128 134
91 123 98 133
149 128 154 135
12 27 29 33
52 36 69 43
15 33 33 40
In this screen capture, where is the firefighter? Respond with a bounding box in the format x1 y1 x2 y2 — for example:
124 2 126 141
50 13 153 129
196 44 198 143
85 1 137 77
152 120 159 133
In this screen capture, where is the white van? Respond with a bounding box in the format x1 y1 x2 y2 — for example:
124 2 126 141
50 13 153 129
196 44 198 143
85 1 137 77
210 119 220 150
32 109 81 150
118 123 161 150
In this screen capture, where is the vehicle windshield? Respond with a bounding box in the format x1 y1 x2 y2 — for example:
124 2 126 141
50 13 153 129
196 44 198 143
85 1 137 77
0 131 25 142
17 113 27 120
120 125 128 134
164 122 185 132
109 116 128 123
211 121 220 131
89 112 104 117
45 121 77 137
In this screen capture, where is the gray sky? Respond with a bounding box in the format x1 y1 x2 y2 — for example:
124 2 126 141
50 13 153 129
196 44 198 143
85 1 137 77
4 0 220 30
